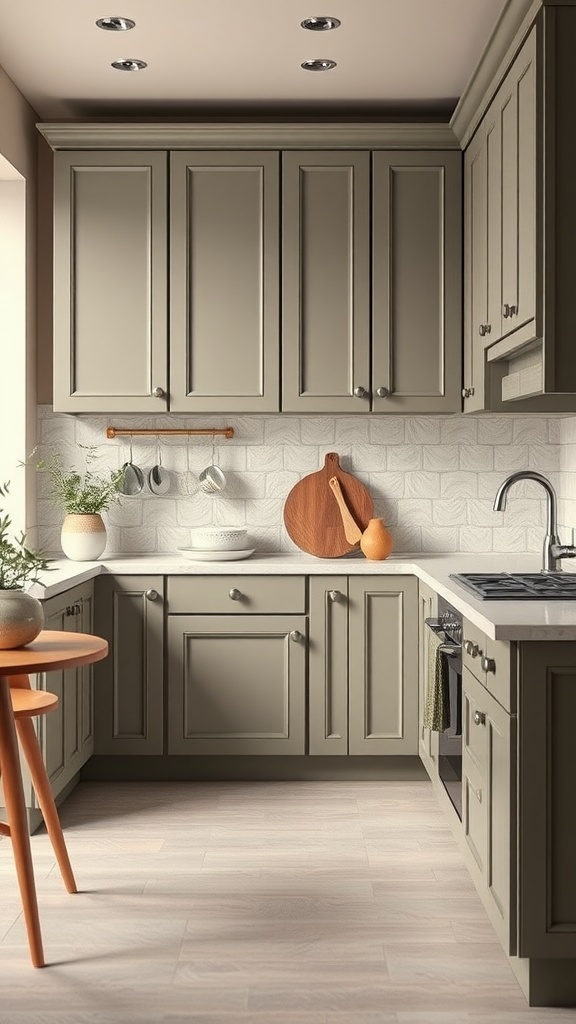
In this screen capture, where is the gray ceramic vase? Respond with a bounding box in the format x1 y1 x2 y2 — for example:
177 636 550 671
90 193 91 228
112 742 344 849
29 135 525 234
0 590 44 649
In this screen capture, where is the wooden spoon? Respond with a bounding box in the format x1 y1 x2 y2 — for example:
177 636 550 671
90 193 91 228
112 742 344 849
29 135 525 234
328 476 363 545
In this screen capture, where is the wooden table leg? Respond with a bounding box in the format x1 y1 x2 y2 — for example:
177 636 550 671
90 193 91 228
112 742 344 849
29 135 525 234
0 676 45 967
15 717 77 893
7 673 77 895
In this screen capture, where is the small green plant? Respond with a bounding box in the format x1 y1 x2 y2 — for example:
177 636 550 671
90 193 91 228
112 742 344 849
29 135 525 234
35 446 125 514
0 483 49 590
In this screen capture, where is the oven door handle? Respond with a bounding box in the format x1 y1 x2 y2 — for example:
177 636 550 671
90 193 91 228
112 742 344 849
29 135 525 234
425 618 461 658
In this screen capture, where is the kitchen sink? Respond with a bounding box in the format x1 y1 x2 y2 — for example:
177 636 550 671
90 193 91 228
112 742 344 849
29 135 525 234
450 572 576 600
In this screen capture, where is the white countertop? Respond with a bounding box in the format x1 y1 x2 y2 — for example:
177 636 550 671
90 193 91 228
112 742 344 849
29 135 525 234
26 551 576 642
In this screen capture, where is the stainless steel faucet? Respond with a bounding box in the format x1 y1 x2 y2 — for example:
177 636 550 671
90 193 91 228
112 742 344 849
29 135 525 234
493 470 576 573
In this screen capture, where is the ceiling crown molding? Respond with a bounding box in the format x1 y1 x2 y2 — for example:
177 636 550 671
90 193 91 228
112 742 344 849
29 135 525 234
451 0 540 147
36 122 460 151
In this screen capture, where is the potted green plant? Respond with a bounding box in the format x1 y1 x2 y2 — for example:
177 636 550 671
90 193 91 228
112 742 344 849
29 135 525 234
0 482 48 649
35 446 125 561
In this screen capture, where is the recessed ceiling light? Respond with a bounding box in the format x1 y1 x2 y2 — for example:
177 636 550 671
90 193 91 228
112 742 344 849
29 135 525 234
301 17 341 31
96 17 136 31
301 59 337 71
111 58 147 71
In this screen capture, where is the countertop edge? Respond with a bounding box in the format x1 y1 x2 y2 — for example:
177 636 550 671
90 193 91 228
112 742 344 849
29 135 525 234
25 553 576 642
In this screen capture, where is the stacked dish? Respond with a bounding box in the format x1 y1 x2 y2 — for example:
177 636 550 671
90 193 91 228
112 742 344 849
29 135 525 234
178 526 255 561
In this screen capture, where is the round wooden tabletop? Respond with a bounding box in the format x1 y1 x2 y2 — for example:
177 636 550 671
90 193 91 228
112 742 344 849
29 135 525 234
0 630 108 675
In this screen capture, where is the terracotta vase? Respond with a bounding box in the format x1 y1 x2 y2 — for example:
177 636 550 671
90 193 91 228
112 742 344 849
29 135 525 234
360 518 394 561
60 513 107 561
0 590 44 649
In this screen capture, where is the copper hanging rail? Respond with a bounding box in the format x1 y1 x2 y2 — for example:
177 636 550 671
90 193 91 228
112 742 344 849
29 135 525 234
105 426 234 439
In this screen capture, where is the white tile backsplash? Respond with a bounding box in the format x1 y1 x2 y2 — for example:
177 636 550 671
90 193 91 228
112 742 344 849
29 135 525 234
32 407 576 556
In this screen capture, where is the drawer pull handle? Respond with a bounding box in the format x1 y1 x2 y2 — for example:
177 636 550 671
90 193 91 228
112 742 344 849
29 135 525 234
464 640 479 657
474 710 486 727
145 589 159 602
328 590 342 602
228 588 242 601
289 630 302 643
480 656 495 673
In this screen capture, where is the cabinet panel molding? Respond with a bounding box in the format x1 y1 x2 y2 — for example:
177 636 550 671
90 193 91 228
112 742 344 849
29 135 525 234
53 151 168 412
309 577 349 754
94 575 164 755
170 151 280 412
372 151 462 413
348 577 418 754
282 151 370 413
167 614 306 755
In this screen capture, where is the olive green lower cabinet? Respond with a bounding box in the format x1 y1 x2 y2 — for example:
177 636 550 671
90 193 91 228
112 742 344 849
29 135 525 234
309 576 418 754
93 576 164 755
8 581 95 831
166 576 306 754
462 666 515 954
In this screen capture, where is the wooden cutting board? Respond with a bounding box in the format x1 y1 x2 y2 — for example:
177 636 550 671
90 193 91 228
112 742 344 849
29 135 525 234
283 452 374 557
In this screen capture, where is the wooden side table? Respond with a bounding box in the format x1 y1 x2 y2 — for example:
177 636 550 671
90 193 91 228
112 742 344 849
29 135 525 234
0 630 108 967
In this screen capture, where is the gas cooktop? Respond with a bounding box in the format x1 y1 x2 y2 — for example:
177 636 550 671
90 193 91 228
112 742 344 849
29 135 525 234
450 572 576 600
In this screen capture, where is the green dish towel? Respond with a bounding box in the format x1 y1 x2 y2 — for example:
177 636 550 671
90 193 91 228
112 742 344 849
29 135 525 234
423 629 451 732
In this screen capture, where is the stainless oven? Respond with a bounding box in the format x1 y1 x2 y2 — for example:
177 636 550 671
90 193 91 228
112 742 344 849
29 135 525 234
425 597 463 819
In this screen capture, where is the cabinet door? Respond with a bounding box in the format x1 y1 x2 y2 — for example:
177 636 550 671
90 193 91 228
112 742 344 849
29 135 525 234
282 151 370 413
372 151 462 413
418 582 439 772
463 667 515 954
463 114 502 412
309 577 348 755
167 615 306 755
170 151 280 412
30 581 95 801
53 151 168 413
348 577 418 754
499 29 537 345
518 641 576 957
94 576 164 755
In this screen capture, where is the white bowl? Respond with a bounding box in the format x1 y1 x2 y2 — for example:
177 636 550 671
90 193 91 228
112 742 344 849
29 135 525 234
189 526 248 551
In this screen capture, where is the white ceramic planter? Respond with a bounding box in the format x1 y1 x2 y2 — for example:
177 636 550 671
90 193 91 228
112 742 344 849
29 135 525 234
61 513 107 561
0 590 44 649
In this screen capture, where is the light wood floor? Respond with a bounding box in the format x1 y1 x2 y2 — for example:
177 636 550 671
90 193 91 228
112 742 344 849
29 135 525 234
0 780 575 1023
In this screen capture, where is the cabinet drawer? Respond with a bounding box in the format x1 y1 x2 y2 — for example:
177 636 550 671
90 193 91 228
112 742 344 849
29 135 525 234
462 618 513 711
167 575 306 614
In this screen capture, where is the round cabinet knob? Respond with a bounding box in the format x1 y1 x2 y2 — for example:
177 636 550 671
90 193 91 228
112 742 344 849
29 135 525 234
289 630 303 643
145 589 159 601
353 386 367 398
474 710 486 727
463 640 479 658
152 386 166 399
375 387 390 398
228 588 242 601
480 655 496 674
328 590 342 602
462 387 475 399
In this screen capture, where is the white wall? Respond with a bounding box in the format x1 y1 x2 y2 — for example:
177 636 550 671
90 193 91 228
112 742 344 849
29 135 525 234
0 174 26 532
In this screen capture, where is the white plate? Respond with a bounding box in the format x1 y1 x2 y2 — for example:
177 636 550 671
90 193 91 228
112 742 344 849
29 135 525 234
177 547 256 562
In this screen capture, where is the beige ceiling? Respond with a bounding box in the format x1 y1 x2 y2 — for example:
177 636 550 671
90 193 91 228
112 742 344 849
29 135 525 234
0 0 508 120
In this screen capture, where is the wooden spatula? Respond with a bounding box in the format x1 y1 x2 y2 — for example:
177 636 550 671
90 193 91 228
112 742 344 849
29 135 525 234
328 476 363 545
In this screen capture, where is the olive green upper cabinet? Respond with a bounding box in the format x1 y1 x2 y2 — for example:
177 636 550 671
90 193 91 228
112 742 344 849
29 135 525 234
53 151 168 413
282 150 462 414
371 152 462 413
170 151 280 412
282 152 370 413
464 8 576 410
